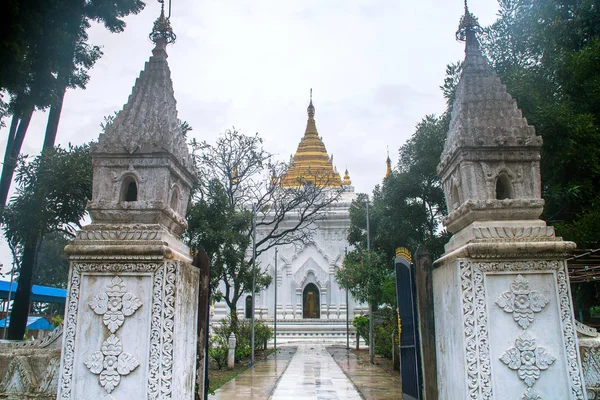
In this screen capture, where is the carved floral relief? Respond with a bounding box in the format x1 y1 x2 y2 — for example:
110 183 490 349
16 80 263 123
89 276 143 333
500 331 556 388
495 274 549 330
85 276 142 396
84 334 140 393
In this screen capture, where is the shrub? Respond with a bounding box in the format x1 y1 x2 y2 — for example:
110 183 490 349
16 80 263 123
352 315 369 344
254 323 273 350
373 306 397 359
208 336 227 369
212 315 273 362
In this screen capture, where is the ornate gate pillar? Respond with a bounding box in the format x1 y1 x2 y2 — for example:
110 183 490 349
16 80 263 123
57 14 200 399
433 7 586 399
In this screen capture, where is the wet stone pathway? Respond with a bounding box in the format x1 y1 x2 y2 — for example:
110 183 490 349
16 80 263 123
327 347 403 400
270 344 362 400
209 347 296 399
210 343 402 399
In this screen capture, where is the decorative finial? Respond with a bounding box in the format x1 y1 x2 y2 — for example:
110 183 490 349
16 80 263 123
386 147 392 179
150 0 176 46
456 0 482 43
307 88 315 118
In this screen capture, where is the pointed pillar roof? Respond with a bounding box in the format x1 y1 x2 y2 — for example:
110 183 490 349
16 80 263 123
438 3 545 237
280 91 342 187
438 4 542 174
94 17 193 174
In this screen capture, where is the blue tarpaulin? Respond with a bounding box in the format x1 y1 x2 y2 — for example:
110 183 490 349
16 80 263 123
0 280 66 304
0 316 55 331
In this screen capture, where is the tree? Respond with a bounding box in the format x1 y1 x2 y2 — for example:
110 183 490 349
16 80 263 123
187 128 344 325
335 249 392 307
478 0 600 315
0 0 144 208
3 145 92 339
32 231 70 289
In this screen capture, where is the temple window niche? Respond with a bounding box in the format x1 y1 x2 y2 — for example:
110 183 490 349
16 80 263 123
245 295 253 318
121 176 138 202
451 184 460 210
170 187 179 211
495 173 513 200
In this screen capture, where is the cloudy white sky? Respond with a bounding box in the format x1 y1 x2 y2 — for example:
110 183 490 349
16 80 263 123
0 0 500 269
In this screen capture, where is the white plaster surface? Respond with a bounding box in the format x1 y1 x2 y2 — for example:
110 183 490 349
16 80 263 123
486 271 570 399
432 259 466 400
72 273 152 399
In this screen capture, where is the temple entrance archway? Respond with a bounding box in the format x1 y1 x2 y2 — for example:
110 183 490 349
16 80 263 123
303 283 320 319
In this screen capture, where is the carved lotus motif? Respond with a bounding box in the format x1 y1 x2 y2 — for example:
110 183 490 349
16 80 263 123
521 388 542 400
500 331 555 390
496 274 549 329
89 277 142 333
84 334 139 394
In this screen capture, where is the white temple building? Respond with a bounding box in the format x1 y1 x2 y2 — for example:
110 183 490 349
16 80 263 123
212 96 367 342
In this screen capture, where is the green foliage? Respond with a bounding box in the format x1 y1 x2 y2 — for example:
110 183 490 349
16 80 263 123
352 309 397 359
476 0 600 315
51 315 63 327
352 315 369 344
3 145 92 243
336 249 392 307
211 316 272 364
2 145 92 339
208 337 227 370
33 231 70 288
373 307 397 359
254 323 273 350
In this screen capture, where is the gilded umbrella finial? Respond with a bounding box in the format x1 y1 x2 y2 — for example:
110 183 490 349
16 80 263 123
150 0 176 45
456 0 482 42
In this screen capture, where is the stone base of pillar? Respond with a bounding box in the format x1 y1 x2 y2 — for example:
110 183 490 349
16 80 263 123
57 226 199 400
433 240 586 399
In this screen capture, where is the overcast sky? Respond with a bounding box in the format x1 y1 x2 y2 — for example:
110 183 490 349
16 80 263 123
0 0 500 270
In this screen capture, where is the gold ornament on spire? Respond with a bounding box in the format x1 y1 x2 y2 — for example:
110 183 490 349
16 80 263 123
342 168 352 185
280 90 342 187
150 0 176 45
456 0 482 42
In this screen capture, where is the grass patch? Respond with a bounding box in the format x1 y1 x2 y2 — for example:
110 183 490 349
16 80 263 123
208 363 248 394
208 348 276 394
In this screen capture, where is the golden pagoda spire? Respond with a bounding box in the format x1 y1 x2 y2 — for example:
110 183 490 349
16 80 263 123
385 147 392 179
280 90 342 187
342 167 352 185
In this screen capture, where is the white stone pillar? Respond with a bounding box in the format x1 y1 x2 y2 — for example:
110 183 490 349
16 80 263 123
227 333 236 370
433 237 586 399
57 228 199 400
320 287 328 319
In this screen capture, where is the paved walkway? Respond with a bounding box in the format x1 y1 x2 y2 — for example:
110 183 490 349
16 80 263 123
209 344 363 399
209 347 296 399
327 347 403 400
270 344 362 400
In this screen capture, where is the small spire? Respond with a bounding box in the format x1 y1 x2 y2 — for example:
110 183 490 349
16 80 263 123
307 88 315 118
456 0 482 52
149 1 176 47
342 168 352 185
386 147 392 179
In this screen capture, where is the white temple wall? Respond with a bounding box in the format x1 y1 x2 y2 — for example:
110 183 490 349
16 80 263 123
211 197 367 323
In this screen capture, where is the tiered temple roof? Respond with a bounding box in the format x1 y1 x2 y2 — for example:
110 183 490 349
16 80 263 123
280 92 343 187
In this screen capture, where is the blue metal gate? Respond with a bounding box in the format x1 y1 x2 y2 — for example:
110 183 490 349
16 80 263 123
395 249 422 400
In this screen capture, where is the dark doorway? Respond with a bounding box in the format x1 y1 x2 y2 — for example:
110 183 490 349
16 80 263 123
303 283 320 319
245 295 252 318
